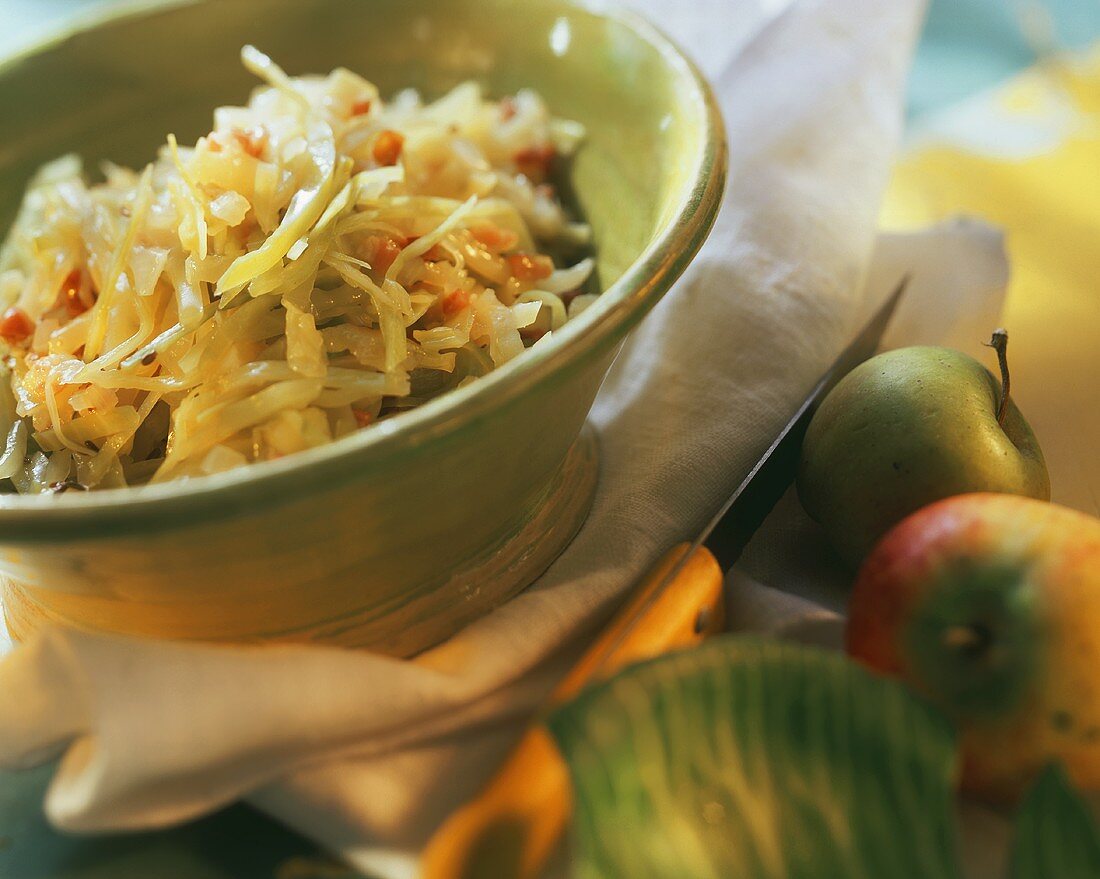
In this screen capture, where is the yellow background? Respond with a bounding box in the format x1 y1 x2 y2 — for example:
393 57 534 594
883 55 1100 516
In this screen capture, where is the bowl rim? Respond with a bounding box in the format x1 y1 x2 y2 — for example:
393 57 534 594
0 0 727 540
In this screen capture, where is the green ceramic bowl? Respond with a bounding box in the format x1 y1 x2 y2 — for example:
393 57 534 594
0 0 725 654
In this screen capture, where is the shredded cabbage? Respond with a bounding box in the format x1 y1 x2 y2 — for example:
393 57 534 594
0 48 594 491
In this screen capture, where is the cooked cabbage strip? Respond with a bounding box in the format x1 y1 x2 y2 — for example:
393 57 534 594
82 164 155 360
0 51 594 491
216 126 342 297
240 45 312 116
166 134 210 260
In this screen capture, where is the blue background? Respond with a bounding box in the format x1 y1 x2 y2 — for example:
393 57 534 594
910 0 1100 119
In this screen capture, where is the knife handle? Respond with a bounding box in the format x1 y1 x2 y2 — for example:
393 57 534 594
419 543 725 879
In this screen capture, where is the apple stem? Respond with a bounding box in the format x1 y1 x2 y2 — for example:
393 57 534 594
984 328 1011 426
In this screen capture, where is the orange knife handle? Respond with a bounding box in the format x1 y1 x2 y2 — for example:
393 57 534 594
420 543 725 879
419 725 568 879
552 542 726 702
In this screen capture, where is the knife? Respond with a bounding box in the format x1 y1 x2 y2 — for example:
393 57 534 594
419 277 909 879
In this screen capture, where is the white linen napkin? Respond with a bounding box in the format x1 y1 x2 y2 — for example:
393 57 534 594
250 223 1009 879
0 0 938 873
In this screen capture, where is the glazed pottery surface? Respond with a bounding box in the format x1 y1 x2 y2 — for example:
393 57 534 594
0 0 726 653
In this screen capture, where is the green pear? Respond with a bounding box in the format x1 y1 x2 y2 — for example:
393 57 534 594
797 333 1050 566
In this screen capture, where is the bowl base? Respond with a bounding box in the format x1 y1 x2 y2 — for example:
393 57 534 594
1 426 600 655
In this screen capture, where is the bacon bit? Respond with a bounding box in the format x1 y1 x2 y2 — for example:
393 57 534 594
353 409 374 428
441 289 471 318
231 126 268 158
499 96 518 122
377 238 404 272
363 236 406 274
372 130 405 166
350 98 373 117
513 144 556 181
60 269 95 317
0 307 35 344
507 252 554 282
471 224 519 253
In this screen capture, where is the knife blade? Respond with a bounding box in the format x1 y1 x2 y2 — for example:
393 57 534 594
419 276 909 879
581 274 910 673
